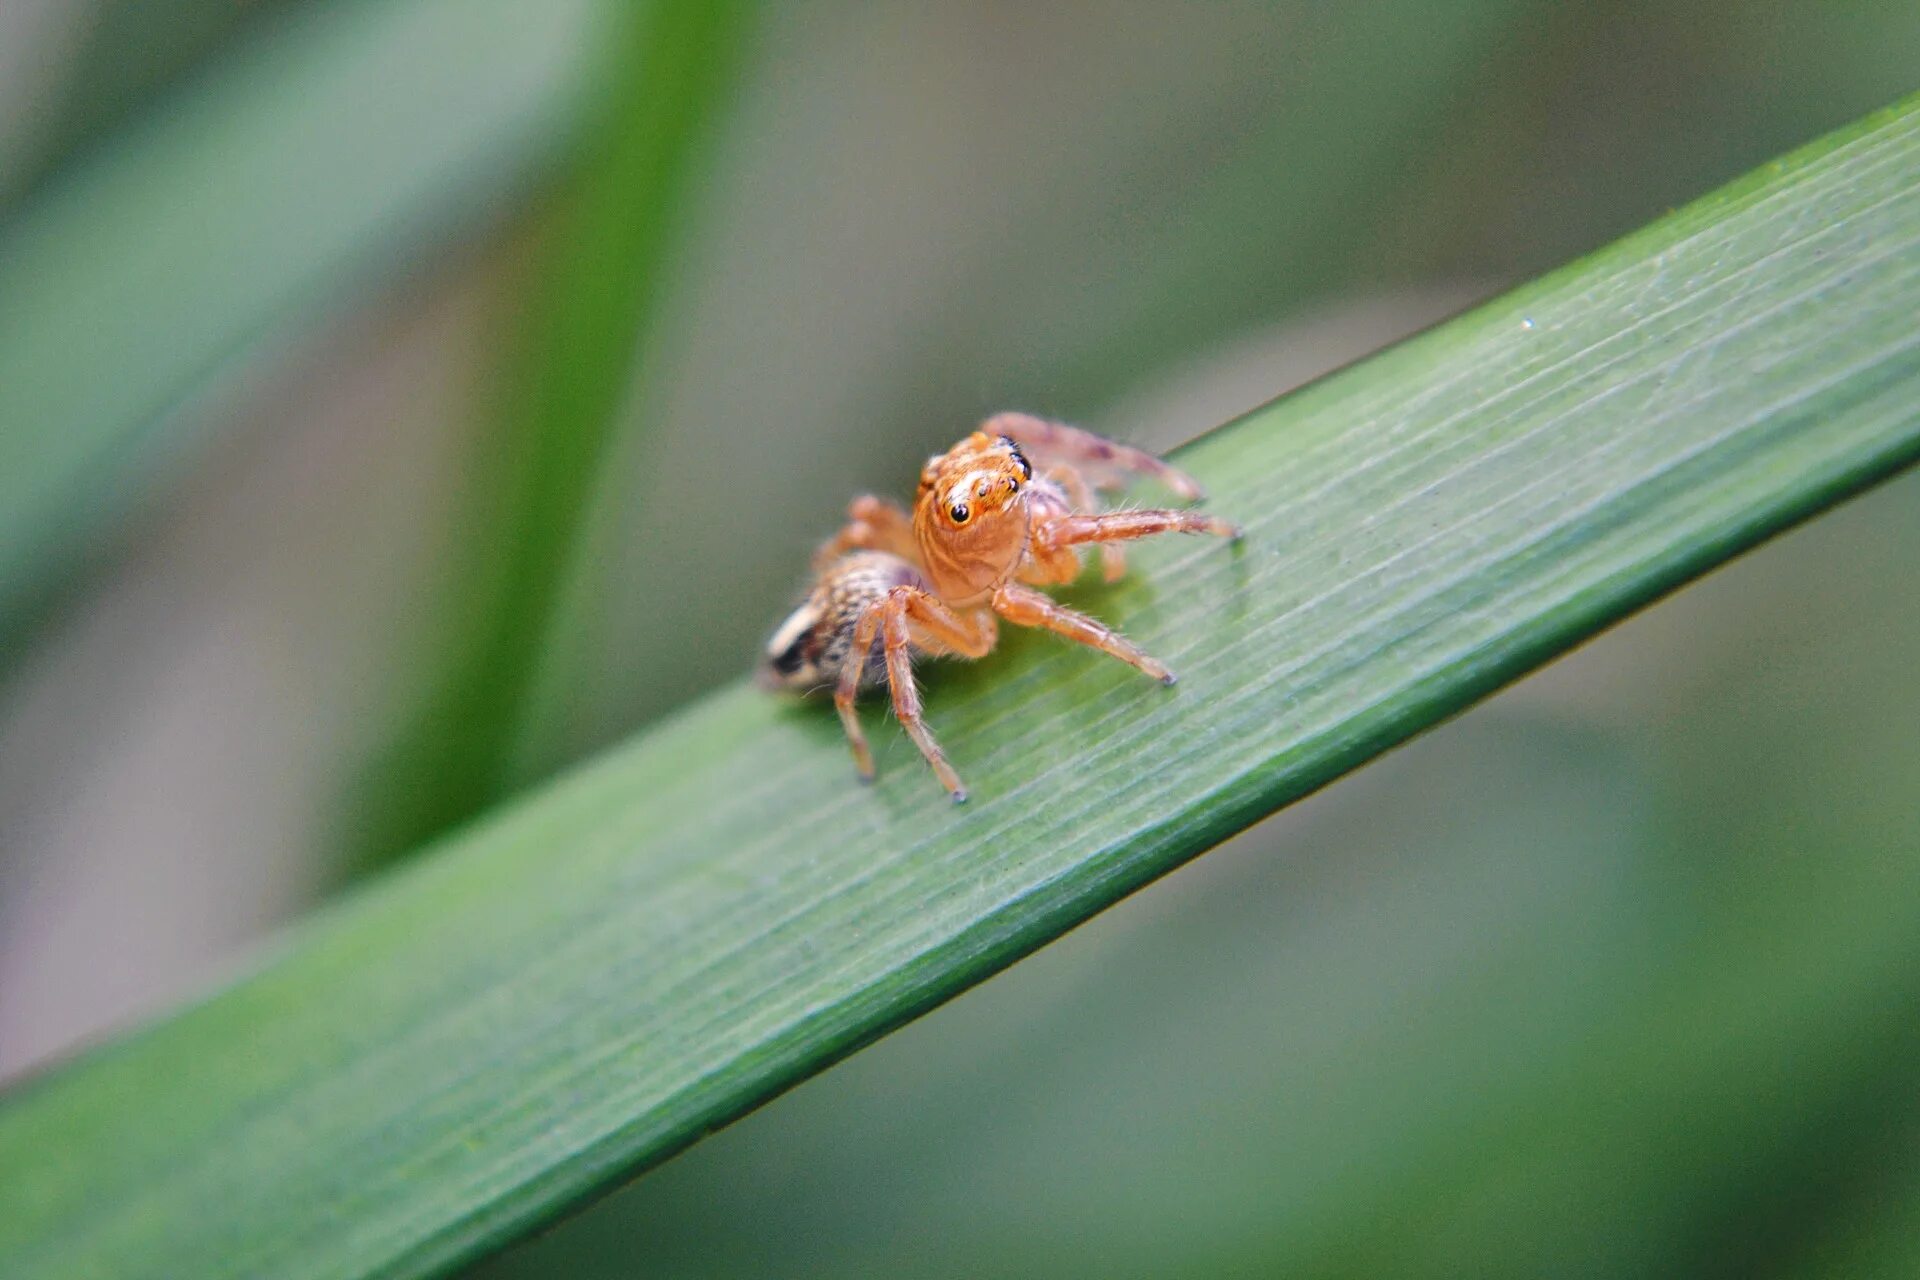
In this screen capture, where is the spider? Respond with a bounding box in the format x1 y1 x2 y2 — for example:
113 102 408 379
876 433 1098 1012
761 412 1239 802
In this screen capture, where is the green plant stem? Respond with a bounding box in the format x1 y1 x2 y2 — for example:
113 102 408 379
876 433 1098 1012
350 0 754 871
0 0 602 658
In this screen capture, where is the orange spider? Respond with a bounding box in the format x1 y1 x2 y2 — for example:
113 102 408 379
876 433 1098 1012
761 412 1239 802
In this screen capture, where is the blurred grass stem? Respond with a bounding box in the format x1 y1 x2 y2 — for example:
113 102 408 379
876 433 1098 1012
351 0 754 870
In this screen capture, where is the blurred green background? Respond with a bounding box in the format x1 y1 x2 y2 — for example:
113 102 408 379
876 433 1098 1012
1 2 1918 1276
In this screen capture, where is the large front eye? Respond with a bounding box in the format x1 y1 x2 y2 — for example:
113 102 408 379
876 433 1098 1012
949 502 970 524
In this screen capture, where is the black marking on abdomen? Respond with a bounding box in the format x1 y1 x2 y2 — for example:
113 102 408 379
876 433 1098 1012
770 636 809 675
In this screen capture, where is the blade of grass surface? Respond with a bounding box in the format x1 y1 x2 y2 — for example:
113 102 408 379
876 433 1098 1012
350 0 754 871
4 93 1920 1280
0 0 601 660
470 649 1920 1277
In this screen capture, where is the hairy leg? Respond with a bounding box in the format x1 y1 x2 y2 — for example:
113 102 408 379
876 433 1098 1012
981 411 1206 500
901 589 998 659
1007 471 1099 587
1035 508 1241 558
833 600 887 780
992 582 1174 685
833 587 984 798
813 494 919 571
883 599 969 802
1046 463 1127 582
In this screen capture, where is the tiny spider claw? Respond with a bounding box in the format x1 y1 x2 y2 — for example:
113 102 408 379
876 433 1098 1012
1159 669 1178 686
949 787 970 805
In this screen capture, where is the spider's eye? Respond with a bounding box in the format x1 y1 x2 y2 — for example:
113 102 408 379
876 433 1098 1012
949 502 970 524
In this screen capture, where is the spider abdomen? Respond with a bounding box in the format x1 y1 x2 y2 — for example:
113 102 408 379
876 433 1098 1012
760 551 927 693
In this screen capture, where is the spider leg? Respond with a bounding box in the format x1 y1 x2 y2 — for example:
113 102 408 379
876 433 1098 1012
1037 508 1242 555
813 494 919 572
992 582 1175 685
1045 463 1127 583
882 594 970 802
981 411 1207 500
833 599 887 780
834 587 988 800
900 589 998 658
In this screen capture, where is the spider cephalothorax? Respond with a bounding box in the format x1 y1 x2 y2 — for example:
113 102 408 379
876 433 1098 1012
912 432 1038 605
763 412 1238 802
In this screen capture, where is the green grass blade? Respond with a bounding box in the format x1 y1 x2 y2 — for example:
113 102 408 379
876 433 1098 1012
349 0 755 870
0 0 600 657
5 93 1920 1280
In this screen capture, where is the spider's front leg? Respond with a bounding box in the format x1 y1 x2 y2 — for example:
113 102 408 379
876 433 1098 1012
812 494 919 572
1044 464 1128 583
1036 507 1242 558
992 582 1175 685
834 585 995 802
1015 507 1241 594
980 411 1208 500
998 507 1240 682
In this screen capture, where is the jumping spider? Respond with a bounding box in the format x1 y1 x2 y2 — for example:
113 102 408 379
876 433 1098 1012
761 412 1239 802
